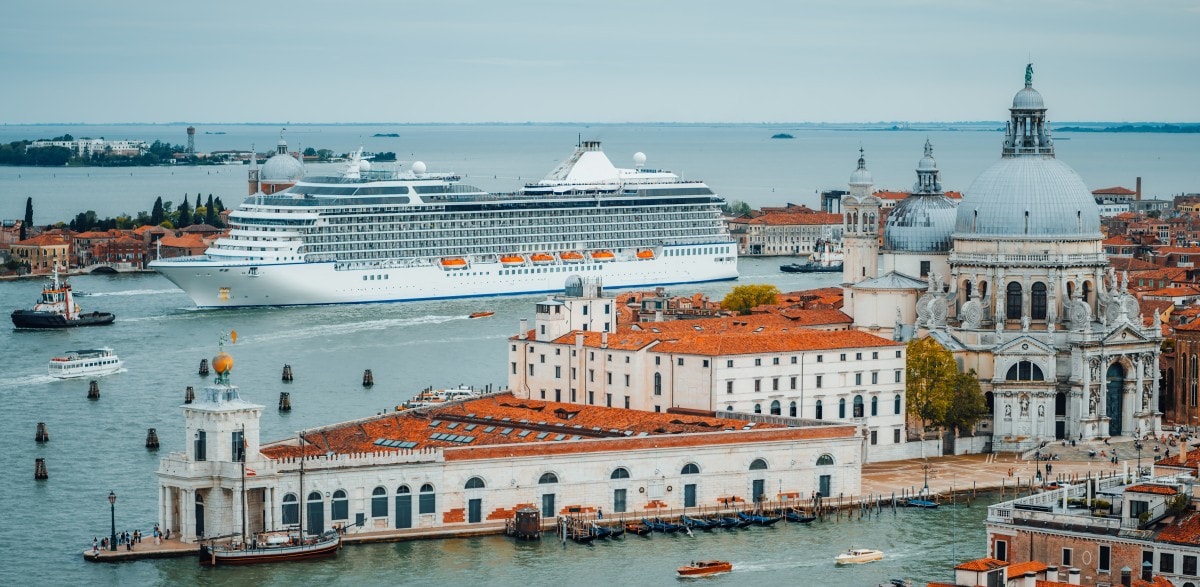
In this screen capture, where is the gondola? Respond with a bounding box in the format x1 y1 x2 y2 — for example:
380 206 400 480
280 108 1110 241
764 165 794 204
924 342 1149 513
680 515 714 531
590 523 612 540
905 499 939 509
785 510 816 523
625 522 652 536
737 512 782 526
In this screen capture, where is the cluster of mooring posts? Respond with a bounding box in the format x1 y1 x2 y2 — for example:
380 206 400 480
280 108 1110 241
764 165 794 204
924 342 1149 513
87 380 100 400
362 369 374 387
198 358 208 376
278 391 292 411
282 364 293 382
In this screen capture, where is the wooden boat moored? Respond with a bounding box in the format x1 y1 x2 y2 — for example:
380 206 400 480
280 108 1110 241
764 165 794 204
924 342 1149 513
677 560 732 577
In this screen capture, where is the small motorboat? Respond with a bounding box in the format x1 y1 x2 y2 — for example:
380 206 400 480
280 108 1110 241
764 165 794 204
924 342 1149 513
677 560 732 577
785 510 816 523
625 522 652 536
905 499 939 509
468 311 494 319
836 548 884 565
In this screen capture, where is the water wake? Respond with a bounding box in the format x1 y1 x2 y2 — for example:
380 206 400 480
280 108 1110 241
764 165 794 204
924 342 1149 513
79 288 180 297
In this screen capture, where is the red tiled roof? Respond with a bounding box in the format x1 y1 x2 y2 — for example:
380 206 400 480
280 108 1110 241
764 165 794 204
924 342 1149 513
1144 286 1200 297
257 393 855 460
1126 483 1178 495
1104 235 1136 246
15 233 68 246
1094 186 1137 196
549 321 899 356
738 212 842 226
159 234 206 248
1007 560 1048 576
954 557 1006 571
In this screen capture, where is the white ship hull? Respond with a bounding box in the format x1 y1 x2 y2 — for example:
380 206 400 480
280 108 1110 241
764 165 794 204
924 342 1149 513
153 247 737 308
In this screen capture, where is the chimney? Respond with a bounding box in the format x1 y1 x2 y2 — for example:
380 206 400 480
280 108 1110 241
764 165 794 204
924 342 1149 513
575 333 584 350
1181 439 1189 465
1023 571 1037 587
519 319 528 340
1136 177 1142 201
1067 568 1080 585
1142 560 1153 582
1121 565 1132 586
655 310 663 322
601 332 608 349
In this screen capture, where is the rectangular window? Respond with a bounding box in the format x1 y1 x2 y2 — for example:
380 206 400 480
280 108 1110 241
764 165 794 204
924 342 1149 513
625 356 630 364
894 429 901 443
571 367 576 380
655 356 661 365
528 364 535 376
840 353 846 361
855 373 862 386
896 350 902 358
755 358 762 366
1062 548 1072 567
817 355 824 363
791 356 798 364
194 430 207 462
677 358 684 366
703 359 709 367
1130 500 1149 519
555 366 561 378
870 430 877 445
726 381 733 394
727 360 734 368
589 369 594 382
772 378 779 391
624 396 630 409
419 491 436 515
231 430 245 462
855 352 862 360
1161 552 1175 574
606 393 612 407
1099 545 1111 573
895 370 902 383
613 488 627 513
790 376 797 390
773 357 780 365
754 380 761 392
588 391 594 405
995 540 1007 562
816 375 823 388
539 354 545 364
1183 554 1196 576
920 260 931 277
624 374 630 386
511 362 517 375
606 372 612 384
872 351 878 360
871 372 878 385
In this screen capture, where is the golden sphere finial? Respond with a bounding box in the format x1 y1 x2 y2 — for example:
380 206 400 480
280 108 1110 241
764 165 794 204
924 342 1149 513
212 351 234 375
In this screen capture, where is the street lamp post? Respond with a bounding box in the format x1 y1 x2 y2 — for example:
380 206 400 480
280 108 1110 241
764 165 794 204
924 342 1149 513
1035 451 1042 485
1136 441 1143 478
108 491 117 552
922 460 930 495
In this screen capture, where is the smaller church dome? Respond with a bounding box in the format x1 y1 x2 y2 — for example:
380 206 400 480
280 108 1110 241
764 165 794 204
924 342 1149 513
848 149 872 186
261 153 304 182
1012 86 1044 110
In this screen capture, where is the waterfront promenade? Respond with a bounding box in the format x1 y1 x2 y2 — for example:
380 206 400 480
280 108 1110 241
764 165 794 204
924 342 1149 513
82 435 1178 562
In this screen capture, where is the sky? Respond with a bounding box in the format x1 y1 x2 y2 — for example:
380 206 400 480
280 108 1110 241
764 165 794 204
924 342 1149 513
1 0 1197 124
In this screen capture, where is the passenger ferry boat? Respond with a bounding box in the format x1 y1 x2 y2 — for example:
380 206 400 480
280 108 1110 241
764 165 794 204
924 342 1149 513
48 348 123 379
149 141 738 308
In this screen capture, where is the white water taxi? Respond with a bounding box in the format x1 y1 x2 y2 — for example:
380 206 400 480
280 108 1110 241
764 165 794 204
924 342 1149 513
835 548 883 565
48 348 123 379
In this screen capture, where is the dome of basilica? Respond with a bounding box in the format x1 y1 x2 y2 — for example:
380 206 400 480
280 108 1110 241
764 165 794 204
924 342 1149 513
884 194 958 252
953 156 1101 239
261 152 305 182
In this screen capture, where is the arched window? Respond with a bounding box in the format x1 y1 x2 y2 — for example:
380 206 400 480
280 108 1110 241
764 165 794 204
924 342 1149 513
282 493 298 525
397 485 410 494
653 372 662 396
726 405 734 412
1031 282 1047 320
1082 281 1092 305
985 391 994 412
1006 361 1045 381
754 403 762 414
770 400 781 415
749 458 768 471
538 472 558 484
789 401 797 418
815 400 823 420
371 487 387 518
331 489 348 521
465 477 485 489
838 398 846 419
611 467 630 479
1006 282 1023 319
418 483 436 514
1191 355 1198 406
816 454 834 466
894 394 902 414
681 463 700 475
853 395 864 418
963 280 973 301
871 396 878 416
308 491 323 502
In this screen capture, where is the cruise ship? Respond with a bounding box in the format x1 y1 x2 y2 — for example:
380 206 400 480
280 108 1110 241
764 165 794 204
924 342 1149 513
150 141 738 307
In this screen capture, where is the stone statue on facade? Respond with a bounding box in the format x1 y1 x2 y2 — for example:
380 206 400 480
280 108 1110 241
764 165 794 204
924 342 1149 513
1021 315 1031 332
1020 394 1030 417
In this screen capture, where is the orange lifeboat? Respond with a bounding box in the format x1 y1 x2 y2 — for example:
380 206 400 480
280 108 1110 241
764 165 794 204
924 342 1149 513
501 255 526 267
560 251 584 263
530 253 555 265
636 249 655 260
590 250 615 262
441 257 467 269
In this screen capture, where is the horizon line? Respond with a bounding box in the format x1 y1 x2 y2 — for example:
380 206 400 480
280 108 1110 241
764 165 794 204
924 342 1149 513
3 120 1198 127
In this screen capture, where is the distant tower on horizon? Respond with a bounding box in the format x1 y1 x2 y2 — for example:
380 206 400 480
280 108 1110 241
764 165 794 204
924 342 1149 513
186 126 195 155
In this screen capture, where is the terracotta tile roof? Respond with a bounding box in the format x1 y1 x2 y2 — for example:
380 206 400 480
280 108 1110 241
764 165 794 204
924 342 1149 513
1174 318 1200 332
1007 560 1048 576
737 212 842 226
1094 186 1137 196
1144 285 1200 297
1034 580 1072 587
159 234 206 248
257 392 854 460
1104 235 1136 246
925 583 959 587
954 557 1006 571
15 233 68 246
654 330 897 356
1158 247 1200 255
776 308 854 325
1126 483 1179 495
73 230 119 239
181 223 222 233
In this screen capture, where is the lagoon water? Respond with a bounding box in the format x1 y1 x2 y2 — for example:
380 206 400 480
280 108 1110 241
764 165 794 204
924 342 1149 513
0 124 1196 585
0 264 998 586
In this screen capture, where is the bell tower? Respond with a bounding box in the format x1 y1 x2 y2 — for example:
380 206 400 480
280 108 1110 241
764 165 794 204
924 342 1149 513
842 149 880 287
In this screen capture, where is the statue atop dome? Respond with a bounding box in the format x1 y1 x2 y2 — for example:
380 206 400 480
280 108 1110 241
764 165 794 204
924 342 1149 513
1025 63 1033 86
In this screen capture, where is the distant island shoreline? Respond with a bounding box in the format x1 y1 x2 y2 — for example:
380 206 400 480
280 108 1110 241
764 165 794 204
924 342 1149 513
4 121 1197 131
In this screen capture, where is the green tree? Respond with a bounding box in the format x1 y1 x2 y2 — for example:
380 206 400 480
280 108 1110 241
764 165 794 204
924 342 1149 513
150 197 164 225
22 197 32 240
317 149 333 162
303 147 317 157
176 199 191 229
722 200 752 216
720 284 779 315
944 369 988 435
205 194 216 226
905 337 958 435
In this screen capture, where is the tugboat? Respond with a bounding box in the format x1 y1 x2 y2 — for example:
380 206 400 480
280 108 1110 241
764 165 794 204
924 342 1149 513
779 239 843 273
11 266 115 329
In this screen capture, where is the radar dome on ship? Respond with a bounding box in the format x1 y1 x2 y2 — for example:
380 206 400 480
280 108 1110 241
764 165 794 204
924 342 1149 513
359 159 371 172
212 351 234 375
412 161 426 174
633 152 647 167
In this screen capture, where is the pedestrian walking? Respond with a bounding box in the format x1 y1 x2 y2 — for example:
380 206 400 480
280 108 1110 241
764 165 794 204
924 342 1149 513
92 537 99 556
165 528 171 541
596 507 603 520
